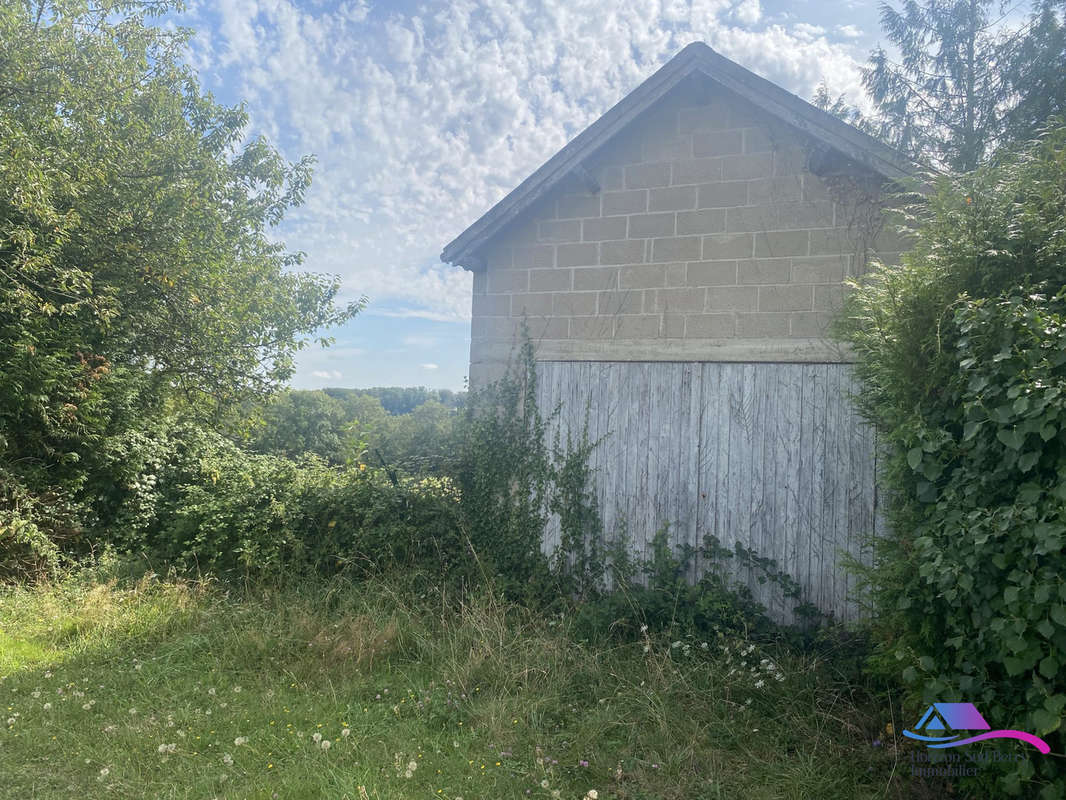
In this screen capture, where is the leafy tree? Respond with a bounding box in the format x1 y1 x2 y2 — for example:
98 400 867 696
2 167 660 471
834 125 1066 798
863 0 1066 171
249 391 349 463
999 1 1066 149
0 0 360 564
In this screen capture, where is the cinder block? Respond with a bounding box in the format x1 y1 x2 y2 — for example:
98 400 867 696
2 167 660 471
538 219 581 243
582 217 628 241
646 287 706 313
652 236 701 262
556 192 601 219
759 285 813 312
705 286 757 312
665 262 686 286
772 147 808 177
676 209 726 235
529 268 572 291
619 263 668 289
645 134 692 161
721 153 773 180
747 176 803 204
679 105 730 132
792 256 846 284
512 244 555 269
814 284 845 311
726 205 775 233
737 312 790 337
649 185 698 212
662 313 685 338
553 291 597 316
809 228 856 256
472 270 488 295
753 230 809 258
573 266 618 291
600 239 646 265
698 181 749 208
510 293 553 316
742 127 775 153
629 212 676 238
602 190 647 215
483 245 512 269
789 311 834 337
472 294 510 317
528 317 570 340
671 157 723 185
568 316 614 339
738 258 791 285
597 165 624 192
556 243 599 268
693 130 743 157
598 290 643 315
614 315 661 338
598 129 644 165
703 232 754 259
802 174 832 201
774 201 835 230
686 313 736 337
487 269 529 293
687 260 738 286
625 162 671 189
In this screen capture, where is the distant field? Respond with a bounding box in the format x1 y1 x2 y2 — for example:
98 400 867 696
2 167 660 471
0 569 932 799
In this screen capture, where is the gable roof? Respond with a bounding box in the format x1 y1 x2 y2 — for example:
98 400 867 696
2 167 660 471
441 41 915 270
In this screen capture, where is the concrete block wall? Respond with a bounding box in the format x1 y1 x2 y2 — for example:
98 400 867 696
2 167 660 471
468 81 906 386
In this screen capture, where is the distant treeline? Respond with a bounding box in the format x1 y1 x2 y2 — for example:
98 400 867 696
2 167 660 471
321 386 464 416
247 387 466 474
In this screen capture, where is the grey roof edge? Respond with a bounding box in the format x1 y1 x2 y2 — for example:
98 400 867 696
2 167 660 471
441 41 916 269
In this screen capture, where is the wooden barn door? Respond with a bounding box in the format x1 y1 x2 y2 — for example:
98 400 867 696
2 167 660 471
535 360 877 623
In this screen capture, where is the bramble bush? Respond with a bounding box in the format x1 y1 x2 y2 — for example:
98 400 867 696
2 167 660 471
836 124 1066 797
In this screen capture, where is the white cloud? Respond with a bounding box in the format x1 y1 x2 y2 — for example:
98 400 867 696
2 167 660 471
312 369 343 379
179 0 871 328
732 0 761 25
836 24 862 39
420 363 439 370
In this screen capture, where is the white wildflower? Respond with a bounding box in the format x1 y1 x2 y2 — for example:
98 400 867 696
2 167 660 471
754 680 766 689
43 703 52 711
222 754 233 766
157 743 176 754
321 740 331 751
312 732 322 743
208 688 216 696
99 767 109 777
540 779 550 789
234 736 248 746
407 760 418 771
341 728 351 738
82 703 92 710
5 718 14 726
32 691 40 698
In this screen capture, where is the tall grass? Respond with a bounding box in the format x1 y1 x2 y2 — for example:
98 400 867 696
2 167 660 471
0 561 949 799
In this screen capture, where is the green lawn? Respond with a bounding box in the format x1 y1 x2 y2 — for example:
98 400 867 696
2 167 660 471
0 568 935 799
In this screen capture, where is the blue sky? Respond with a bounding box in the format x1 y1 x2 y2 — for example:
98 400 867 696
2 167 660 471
167 0 907 391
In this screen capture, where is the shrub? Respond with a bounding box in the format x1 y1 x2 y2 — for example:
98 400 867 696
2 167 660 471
836 125 1066 797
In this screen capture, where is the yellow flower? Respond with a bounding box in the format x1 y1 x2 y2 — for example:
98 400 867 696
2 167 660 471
359 463 367 471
